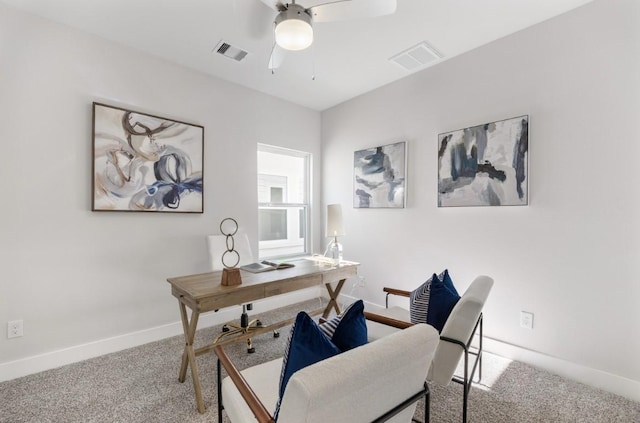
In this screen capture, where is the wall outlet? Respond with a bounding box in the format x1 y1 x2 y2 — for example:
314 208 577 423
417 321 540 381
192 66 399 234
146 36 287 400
358 276 366 287
520 311 534 329
8 320 23 338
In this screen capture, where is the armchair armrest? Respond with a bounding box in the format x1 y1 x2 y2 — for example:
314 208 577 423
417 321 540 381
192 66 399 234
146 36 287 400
383 287 411 297
383 287 411 308
364 311 413 329
214 345 275 423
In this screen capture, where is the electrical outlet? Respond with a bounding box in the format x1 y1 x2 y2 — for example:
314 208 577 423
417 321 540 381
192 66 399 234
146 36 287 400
8 320 23 338
358 276 366 287
520 311 534 329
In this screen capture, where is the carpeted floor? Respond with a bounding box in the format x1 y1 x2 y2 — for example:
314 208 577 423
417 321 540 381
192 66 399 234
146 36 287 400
1 298 639 423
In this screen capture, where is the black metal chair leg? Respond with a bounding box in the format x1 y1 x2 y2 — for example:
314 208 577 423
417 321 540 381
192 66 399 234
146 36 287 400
425 383 431 423
217 358 223 423
463 347 469 423
478 315 484 383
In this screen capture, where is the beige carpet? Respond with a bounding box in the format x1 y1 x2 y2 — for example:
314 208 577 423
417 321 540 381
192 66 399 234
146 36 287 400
1 299 639 423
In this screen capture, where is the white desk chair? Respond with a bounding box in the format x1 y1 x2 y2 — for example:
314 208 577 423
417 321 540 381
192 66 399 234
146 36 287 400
207 233 278 353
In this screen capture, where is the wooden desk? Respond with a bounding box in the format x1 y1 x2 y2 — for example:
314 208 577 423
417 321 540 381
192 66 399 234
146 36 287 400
167 258 359 413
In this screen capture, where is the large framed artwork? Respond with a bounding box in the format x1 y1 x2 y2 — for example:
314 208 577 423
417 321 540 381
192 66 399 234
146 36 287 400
438 115 528 207
92 102 204 213
353 141 406 208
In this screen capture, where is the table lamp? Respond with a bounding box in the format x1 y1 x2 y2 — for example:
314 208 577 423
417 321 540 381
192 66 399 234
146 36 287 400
326 204 345 264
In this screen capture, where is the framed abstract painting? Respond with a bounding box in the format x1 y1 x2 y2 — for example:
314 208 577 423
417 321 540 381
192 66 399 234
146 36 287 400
353 141 406 208
92 102 204 213
438 115 529 207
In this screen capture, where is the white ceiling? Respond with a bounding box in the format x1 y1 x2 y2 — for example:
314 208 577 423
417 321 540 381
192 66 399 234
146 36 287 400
2 0 593 111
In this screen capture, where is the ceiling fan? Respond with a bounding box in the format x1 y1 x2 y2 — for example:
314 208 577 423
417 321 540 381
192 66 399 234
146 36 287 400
257 0 397 70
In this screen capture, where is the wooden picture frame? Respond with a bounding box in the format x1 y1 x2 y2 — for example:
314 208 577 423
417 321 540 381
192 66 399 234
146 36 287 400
92 102 204 213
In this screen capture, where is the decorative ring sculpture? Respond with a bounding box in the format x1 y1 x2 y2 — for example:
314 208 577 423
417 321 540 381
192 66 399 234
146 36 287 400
220 218 240 269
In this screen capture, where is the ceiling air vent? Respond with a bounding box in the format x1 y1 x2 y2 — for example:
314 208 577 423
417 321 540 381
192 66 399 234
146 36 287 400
214 40 248 62
389 41 443 71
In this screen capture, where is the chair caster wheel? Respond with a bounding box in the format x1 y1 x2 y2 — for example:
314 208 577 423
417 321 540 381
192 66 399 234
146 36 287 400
247 347 256 354
273 331 280 338
256 320 263 327
222 325 230 333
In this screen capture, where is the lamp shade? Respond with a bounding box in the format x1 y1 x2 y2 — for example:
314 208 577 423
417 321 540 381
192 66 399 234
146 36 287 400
274 5 313 51
326 204 345 237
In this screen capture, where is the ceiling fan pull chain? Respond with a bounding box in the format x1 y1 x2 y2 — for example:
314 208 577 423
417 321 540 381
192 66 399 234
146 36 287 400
311 42 316 81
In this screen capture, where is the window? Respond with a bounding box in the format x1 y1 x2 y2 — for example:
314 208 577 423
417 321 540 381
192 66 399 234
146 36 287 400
258 144 311 259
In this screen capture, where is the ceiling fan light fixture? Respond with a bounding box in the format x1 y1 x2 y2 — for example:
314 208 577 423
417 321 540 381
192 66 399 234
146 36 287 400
275 5 313 51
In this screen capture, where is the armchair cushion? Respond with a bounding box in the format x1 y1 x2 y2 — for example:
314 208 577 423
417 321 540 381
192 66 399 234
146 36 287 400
319 299 368 351
410 269 460 332
275 312 341 420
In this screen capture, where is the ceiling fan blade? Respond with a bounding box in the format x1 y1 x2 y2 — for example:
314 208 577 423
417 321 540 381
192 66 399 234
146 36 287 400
234 0 273 39
310 0 397 23
260 0 287 12
268 43 287 70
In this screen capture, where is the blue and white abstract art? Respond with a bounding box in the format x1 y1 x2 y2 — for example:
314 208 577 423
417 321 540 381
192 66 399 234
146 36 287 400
438 115 529 207
353 141 406 208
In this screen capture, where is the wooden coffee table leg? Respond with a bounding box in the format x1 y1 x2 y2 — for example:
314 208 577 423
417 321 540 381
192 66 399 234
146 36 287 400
177 302 205 413
323 278 346 319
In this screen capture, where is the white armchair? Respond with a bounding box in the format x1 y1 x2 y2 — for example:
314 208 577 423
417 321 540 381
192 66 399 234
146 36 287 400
366 275 494 423
215 322 440 423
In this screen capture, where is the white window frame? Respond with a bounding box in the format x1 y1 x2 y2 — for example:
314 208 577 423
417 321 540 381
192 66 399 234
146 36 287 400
258 144 311 259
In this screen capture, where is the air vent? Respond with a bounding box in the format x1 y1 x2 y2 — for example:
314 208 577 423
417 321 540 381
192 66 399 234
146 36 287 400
213 40 248 62
389 41 443 71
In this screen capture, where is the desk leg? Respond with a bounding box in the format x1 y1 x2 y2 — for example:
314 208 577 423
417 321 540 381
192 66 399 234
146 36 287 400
323 278 346 319
177 301 206 414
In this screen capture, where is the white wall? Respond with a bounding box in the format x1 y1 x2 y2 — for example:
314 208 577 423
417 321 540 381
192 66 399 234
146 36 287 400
0 4 322 375
322 0 640 400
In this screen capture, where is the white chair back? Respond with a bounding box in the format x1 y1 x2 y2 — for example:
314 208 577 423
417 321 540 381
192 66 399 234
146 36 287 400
428 275 494 385
277 323 439 423
206 232 254 271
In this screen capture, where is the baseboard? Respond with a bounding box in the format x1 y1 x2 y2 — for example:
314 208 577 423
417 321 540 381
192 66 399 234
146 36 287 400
0 287 321 383
7 290 637 403
351 295 640 403
482 337 640 403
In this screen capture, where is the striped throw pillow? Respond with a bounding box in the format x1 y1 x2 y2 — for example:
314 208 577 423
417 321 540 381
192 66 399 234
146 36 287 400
409 274 436 325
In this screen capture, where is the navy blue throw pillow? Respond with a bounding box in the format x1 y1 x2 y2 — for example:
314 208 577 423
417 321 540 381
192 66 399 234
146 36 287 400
274 312 341 420
410 270 460 332
440 269 460 297
426 273 460 332
319 299 368 351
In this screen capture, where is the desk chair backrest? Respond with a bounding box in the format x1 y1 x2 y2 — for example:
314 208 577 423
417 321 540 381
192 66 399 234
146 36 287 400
207 232 253 271
277 323 440 423
428 275 494 385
